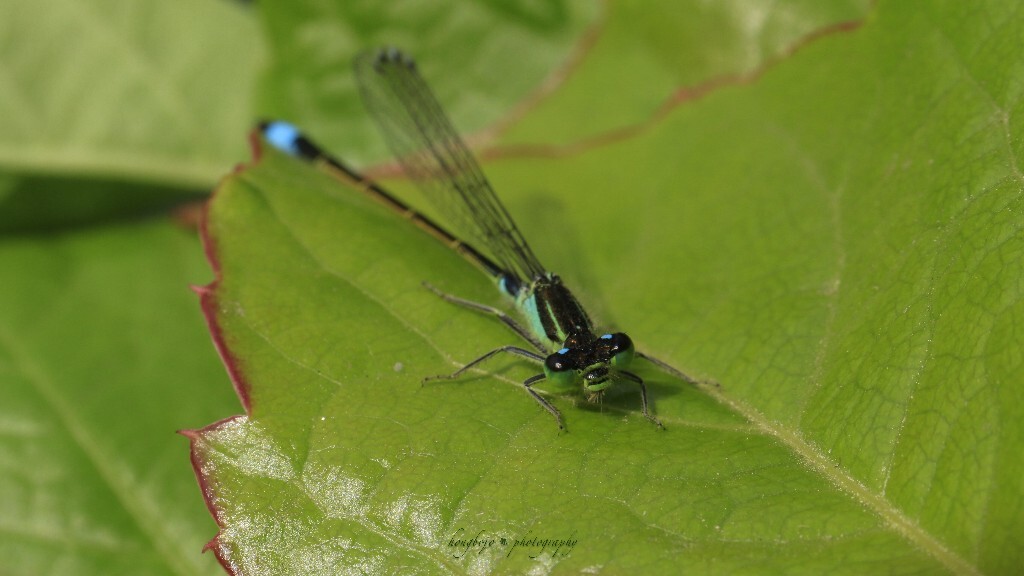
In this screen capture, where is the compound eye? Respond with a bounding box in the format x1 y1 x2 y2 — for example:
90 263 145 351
544 348 572 372
605 333 635 367
602 332 632 353
543 348 576 388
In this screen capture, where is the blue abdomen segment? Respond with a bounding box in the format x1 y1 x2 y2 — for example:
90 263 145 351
261 121 303 157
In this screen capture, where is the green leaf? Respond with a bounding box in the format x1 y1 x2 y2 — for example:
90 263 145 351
193 1 1022 574
0 0 263 187
0 221 237 575
0 2 266 574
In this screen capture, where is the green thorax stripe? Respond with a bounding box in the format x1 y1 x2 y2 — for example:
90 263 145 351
519 275 594 349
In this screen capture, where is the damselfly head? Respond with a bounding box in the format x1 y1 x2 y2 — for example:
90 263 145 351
542 332 638 402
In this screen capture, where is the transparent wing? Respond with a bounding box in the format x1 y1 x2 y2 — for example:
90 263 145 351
354 48 546 282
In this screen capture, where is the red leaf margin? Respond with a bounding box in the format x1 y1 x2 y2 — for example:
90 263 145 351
178 130 266 576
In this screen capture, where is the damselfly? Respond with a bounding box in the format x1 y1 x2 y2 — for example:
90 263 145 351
261 48 698 430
